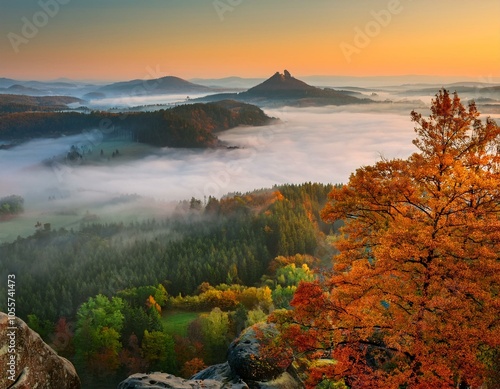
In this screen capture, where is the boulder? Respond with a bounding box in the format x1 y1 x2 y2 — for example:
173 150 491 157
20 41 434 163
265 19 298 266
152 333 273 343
227 323 292 381
0 312 81 389
117 372 226 388
193 362 302 389
118 323 302 389
191 362 248 388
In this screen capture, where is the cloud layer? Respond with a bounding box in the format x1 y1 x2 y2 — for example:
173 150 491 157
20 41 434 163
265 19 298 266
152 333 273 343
1 106 418 197
0 105 424 240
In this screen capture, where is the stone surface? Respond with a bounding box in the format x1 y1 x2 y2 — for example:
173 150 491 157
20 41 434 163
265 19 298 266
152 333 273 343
0 312 81 389
118 323 302 389
193 364 302 389
120 369 302 389
191 362 248 388
117 372 226 388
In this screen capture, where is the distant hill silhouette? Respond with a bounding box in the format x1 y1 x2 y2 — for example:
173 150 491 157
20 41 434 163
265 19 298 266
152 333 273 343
0 78 87 97
246 70 317 94
398 84 500 99
98 76 212 96
197 70 371 106
0 94 83 113
0 78 18 89
2 84 44 95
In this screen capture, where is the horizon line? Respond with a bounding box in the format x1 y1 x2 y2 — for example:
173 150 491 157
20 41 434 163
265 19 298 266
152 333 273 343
2 73 499 85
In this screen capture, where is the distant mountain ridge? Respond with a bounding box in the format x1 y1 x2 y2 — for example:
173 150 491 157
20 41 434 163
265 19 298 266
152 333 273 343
97 76 212 96
3 74 500 103
398 85 500 99
0 76 214 99
0 78 89 97
0 78 78 90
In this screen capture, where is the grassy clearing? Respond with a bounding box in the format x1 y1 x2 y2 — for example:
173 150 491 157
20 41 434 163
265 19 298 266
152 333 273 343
162 311 202 337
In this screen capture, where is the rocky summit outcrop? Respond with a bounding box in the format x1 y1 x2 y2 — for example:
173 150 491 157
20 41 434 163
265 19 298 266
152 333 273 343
193 362 301 389
0 312 81 389
117 372 227 389
118 323 302 389
190 362 247 387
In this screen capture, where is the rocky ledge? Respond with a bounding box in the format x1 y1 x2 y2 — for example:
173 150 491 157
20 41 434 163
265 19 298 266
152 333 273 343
118 323 303 389
118 372 228 389
0 312 81 389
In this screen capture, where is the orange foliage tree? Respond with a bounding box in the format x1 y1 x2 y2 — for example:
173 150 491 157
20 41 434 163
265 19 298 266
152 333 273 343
181 357 207 378
274 90 500 388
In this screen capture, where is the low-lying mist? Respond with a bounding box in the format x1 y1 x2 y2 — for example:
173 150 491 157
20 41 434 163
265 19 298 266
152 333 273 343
86 93 211 110
0 104 423 241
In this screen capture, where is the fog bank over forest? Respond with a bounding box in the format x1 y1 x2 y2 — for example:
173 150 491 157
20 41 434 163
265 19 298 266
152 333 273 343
1 94 498 242
0 106 416 198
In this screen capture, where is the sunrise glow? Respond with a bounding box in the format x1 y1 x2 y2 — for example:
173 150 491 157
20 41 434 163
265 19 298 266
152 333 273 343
1 0 499 81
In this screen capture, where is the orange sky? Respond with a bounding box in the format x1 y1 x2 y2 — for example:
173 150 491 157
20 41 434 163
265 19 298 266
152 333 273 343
1 0 499 81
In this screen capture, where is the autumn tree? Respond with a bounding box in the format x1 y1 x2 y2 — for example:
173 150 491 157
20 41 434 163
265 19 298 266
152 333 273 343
51 317 74 357
200 307 231 364
173 335 205 377
245 307 268 327
275 90 500 388
74 294 124 376
142 330 177 373
119 333 148 375
181 358 207 378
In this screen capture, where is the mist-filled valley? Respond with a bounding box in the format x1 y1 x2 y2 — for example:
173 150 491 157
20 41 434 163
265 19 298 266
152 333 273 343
0 102 421 243
3 0 500 386
1 74 500 389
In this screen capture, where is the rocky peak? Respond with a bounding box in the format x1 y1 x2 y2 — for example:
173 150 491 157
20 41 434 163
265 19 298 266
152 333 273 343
246 70 316 94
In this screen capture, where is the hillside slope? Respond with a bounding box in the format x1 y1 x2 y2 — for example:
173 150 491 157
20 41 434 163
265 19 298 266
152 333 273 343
0 100 272 148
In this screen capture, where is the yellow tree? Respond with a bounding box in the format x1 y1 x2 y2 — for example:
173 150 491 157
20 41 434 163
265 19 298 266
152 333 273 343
275 90 500 388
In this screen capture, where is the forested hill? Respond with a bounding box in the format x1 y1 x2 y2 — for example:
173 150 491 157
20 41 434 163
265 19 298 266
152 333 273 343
0 183 334 324
96 75 211 96
0 93 83 113
0 100 272 148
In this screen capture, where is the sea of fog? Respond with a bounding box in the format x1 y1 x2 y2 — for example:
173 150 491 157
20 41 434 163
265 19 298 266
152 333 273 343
0 106 418 201
86 93 211 110
0 104 452 241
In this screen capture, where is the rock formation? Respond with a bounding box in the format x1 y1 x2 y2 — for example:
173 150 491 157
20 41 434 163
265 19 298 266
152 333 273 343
117 372 227 389
118 323 303 389
226 324 289 381
0 312 81 389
